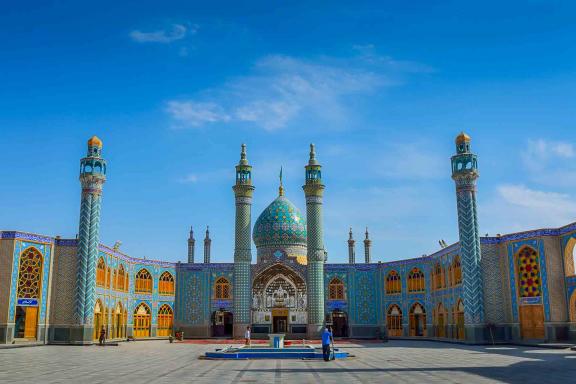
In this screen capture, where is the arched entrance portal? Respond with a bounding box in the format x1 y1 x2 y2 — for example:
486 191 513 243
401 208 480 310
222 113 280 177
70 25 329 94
252 263 307 335
212 310 233 337
331 310 348 337
409 303 427 337
516 246 545 339
133 303 151 338
13 247 43 340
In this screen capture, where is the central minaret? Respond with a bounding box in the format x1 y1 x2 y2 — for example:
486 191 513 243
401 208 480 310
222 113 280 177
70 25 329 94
187 226 195 263
303 144 325 338
74 136 106 344
204 227 211 263
451 132 484 339
364 228 372 263
348 228 356 264
232 144 254 338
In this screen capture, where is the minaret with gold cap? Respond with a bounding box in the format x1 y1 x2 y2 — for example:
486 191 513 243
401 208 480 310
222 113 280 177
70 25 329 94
348 228 356 264
232 144 254 337
74 135 107 343
451 132 484 339
303 144 326 338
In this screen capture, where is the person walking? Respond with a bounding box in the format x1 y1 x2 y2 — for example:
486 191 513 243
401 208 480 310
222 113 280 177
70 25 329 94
98 326 106 346
321 326 333 361
244 326 251 346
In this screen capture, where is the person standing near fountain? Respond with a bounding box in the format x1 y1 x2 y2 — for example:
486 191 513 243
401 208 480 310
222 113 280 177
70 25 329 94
244 326 251 346
321 326 333 361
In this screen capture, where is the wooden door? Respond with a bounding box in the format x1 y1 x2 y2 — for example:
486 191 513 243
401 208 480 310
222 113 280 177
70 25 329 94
24 307 38 339
519 305 545 339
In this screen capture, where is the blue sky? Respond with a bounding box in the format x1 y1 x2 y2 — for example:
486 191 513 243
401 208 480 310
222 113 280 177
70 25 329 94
1 1 575 263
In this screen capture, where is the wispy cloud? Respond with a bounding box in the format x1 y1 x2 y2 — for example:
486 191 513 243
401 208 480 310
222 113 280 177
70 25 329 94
178 169 231 184
166 101 230 127
521 138 576 187
481 184 576 233
130 23 194 43
165 49 428 130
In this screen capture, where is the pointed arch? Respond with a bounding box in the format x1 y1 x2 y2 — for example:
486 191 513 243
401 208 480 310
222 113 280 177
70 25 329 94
408 268 425 293
433 263 444 290
93 299 104 340
455 299 465 340
106 266 112 288
96 257 106 287
157 304 174 337
135 269 152 294
133 302 151 338
214 277 231 299
386 270 402 295
328 277 345 300
564 237 576 277
159 271 175 296
386 304 403 336
409 302 427 336
516 245 542 298
434 302 447 337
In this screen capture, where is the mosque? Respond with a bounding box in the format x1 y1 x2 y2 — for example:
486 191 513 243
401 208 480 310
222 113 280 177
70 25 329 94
1 133 575 345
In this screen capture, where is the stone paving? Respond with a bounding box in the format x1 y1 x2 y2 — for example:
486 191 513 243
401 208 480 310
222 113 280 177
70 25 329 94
0 340 575 384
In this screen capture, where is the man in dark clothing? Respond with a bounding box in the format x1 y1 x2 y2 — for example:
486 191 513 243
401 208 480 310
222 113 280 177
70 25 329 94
321 326 333 361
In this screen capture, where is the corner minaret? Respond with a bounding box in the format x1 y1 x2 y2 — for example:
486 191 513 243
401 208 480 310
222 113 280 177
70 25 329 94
451 132 484 338
74 135 107 344
348 228 356 264
187 226 195 263
303 144 326 338
232 143 254 337
364 228 372 263
203 226 211 263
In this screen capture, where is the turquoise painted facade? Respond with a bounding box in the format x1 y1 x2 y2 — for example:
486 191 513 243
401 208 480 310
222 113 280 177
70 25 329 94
1 134 576 345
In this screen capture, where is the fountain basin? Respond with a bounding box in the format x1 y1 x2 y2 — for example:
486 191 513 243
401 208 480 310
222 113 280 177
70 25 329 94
204 345 349 359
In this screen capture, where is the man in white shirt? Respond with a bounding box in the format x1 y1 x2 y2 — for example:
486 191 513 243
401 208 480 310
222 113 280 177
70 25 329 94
244 326 251 346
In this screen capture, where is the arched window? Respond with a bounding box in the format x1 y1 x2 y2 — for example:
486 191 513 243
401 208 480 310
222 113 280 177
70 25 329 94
387 304 403 336
106 266 112 289
135 269 152 294
214 277 231 299
516 246 542 298
159 272 175 296
408 268 425 293
157 304 174 337
17 247 43 299
433 263 444 290
453 256 462 285
96 257 106 287
386 270 402 295
409 302 427 336
133 303 151 338
328 278 345 300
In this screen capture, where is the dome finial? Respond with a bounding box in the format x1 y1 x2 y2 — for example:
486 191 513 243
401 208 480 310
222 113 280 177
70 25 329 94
239 143 249 165
278 166 284 196
308 143 319 165
455 132 471 144
88 135 103 148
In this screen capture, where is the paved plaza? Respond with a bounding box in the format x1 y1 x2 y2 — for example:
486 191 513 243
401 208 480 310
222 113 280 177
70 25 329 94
0 340 575 384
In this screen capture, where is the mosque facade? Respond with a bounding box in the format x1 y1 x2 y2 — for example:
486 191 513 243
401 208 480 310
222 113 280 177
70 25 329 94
1 134 576 345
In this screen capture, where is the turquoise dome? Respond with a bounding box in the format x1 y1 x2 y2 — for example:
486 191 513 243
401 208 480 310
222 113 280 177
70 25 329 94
253 195 307 247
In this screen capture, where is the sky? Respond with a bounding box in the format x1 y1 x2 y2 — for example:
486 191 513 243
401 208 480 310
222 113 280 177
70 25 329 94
0 1 575 263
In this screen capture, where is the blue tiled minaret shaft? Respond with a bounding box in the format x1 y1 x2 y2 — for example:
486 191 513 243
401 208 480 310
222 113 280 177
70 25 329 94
364 228 372 263
74 136 106 342
187 226 195 263
232 144 254 337
451 132 484 327
204 227 211 263
348 228 355 264
303 144 325 337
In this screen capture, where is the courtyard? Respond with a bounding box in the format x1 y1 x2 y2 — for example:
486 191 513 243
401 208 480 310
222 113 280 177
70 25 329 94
0 340 575 384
